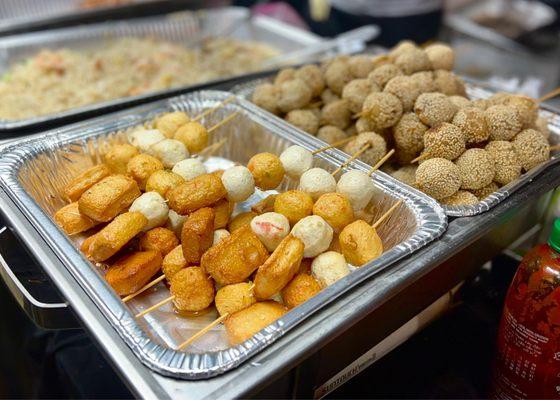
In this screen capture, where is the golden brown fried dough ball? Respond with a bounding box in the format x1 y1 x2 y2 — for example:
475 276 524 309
425 43 455 71
174 121 208 154
224 301 287 345
54 202 98 235
362 92 403 129
440 190 478 206
485 141 521 185
213 198 233 229
339 219 383 266
455 148 495 190
496 94 538 127
485 105 522 141
78 175 140 222
512 128 550 171
140 227 179 256
471 98 490 111
344 131 388 165
166 173 226 215
285 109 320 135
281 273 321 308
277 79 313 113
156 111 190 138
452 107 489 144
342 79 375 114
384 75 421 112
127 154 164 190
317 125 347 145
295 64 325 97
470 182 499 200
274 190 314 225
274 68 296 85
348 55 375 78
181 207 215 264
355 117 376 133
368 63 403 89
324 59 353 95
145 170 185 198
393 113 427 164
215 282 256 316
106 251 162 296
414 92 457 127
162 245 187 282
321 99 352 130
170 267 214 312
254 235 304 300
312 193 354 232
228 211 258 232
415 158 461 199
64 164 111 202
252 83 281 115
394 47 432 75
105 144 139 174
448 96 472 110
423 122 465 161
391 165 417 187
389 40 417 60
201 225 268 286
248 152 285 190
433 70 466 96
410 71 436 93
321 88 340 105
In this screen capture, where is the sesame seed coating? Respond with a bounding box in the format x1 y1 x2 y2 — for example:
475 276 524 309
389 41 417 60
395 48 432 75
415 158 461 200
471 99 489 111
285 109 320 135
325 60 353 95
470 182 499 200
425 44 455 71
274 68 296 85
485 141 521 185
384 75 422 112
496 94 538 127
455 148 495 190
391 165 417 187
440 190 478 206
362 92 403 129
414 92 457 127
452 107 489 144
410 71 437 93
433 70 466 96
343 131 387 165
485 105 522 141
424 122 466 160
321 88 340 105
368 63 403 89
512 128 550 171
317 125 347 144
295 64 325 97
393 112 427 163
355 117 376 133
277 79 312 113
348 55 375 78
321 99 352 130
342 79 375 113
448 96 472 109
252 83 281 115
534 116 551 140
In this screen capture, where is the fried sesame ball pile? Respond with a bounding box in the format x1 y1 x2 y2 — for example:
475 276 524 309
252 41 554 206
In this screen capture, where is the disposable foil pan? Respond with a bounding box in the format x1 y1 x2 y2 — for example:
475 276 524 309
233 78 560 217
0 7 322 132
0 90 446 378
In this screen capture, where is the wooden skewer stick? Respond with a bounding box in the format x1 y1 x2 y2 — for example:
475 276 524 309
123 275 166 303
311 135 357 155
207 112 240 134
368 149 395 177
331 143 371 176
549 144 560 152
176 313 229 350
135 295 175 318
538 87 560 103
192 95 236 122
410 152 429 164
372 199 404 230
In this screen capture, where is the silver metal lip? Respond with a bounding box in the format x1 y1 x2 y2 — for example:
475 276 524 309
0 90 446 379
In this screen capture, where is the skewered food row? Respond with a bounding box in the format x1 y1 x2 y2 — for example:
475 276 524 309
251 41 554 206
53 106 404 349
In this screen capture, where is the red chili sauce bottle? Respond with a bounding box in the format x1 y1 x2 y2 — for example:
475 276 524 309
492 218 560 399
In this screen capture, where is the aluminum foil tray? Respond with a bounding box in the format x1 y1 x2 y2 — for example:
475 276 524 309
233 78 560 217
0 90 446 379
0 7 322 132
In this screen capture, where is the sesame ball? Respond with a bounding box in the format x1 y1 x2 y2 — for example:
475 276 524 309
452 107 489 144
455 148 495 190
485 105 522 141
342 79 374 113
295 64 325 97
394 48 432 75
424 122 465 160
410 71 437 93
440 190 478 206
488 92 510 106
534 117 551 140
414 92 457 127
415 158 461 200
252 83 281 115
389 40 417 60
384 75 422 112
348 55 375 78
448 96 472 109
321 99 352 130
393 113 427 163
471 99 489 111
317 125 347 145
433 70 466 96
277 79 313 113
362 92 403 129
391 165 417 187
321 89 340 105
285 109 320 135
368 63 403 89
371 54 392 68
324 59 353 95
470 182 499 200
484 141 521 186
344 131 387 165
497 94 539 127
274 68 296 85
512 129 550 171
425 44 455 70
356 117 376 133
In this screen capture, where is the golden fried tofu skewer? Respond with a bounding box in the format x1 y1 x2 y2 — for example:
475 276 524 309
331 143 372 176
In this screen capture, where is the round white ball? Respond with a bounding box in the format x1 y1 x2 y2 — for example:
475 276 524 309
129 191 169 231
213 229 230 245
279 145 314 179
311 251 350 287
221 166 255 202
336 170 375 211
165 209 187 236
128 129 165 153
172 158 207 181
250 212 290 251
299 168 336 201
291 215 333 258
148 138 189 168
